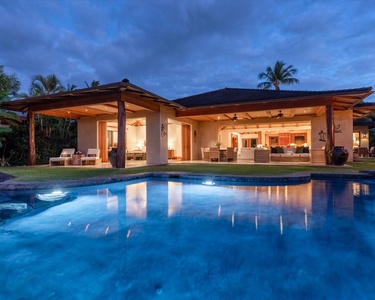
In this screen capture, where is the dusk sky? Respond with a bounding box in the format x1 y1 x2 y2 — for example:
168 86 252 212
1 0 375 101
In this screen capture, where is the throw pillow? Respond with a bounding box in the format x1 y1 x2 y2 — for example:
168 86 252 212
303 147 309 154
88 154 96 157
296 146 304 154
276 147 284 153
271 147 277 154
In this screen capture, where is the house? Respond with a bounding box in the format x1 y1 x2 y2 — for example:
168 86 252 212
0 79 373 167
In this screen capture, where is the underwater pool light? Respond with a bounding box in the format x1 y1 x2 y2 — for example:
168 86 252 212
36 190 69 202
202 180 215 186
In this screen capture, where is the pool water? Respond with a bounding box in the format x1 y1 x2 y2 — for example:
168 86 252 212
1 179 375 299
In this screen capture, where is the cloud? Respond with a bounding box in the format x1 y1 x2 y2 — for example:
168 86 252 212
0 0 374 101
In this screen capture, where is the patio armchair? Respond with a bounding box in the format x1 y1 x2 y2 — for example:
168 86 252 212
49 148 75 166
209 147 219 162
201 147 209 161
81 148 102 165
225 147 235 162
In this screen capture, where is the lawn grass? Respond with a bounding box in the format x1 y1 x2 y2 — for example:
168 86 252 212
0 158 374 182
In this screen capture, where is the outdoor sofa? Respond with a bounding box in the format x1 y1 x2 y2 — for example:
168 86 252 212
270 146 310 162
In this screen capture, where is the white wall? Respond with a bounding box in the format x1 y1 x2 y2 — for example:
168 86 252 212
77 117 98 154
146 107 168 165
168 123 182 158
126 125 146 151
311 110 354 162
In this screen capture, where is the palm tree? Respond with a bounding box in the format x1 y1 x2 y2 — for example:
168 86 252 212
0 66 21 128
85 80 100 88
66 83 77 91
0 66 21 164
257 61 299 90
0 65 21 101
29 74 65 96
27 74 66 137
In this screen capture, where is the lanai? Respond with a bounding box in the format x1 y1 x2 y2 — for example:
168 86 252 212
1 80 374 167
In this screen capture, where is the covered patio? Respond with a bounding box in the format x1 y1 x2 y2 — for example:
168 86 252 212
1 80 374 167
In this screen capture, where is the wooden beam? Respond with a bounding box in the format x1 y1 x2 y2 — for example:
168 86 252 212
245 112 252 119
316 106 325 117
176 98 333 117
121 92 160 112
116 99 126 168
29 93 122 112
28 111 36 166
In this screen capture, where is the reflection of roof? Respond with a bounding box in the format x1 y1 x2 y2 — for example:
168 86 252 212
174 87 373 109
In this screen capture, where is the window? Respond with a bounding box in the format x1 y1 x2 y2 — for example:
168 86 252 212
294 135 305 145
242 138 257 148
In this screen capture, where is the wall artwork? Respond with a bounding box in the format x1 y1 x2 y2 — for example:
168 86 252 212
318 130 326 142
334 124 342 133
161 123 167 138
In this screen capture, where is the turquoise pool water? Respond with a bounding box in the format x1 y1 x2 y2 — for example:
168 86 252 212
0 179 375 299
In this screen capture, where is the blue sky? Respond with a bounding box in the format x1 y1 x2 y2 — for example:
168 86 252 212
1 0 374 101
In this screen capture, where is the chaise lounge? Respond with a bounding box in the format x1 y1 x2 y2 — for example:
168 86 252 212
80 148 102 165
49 148 75 166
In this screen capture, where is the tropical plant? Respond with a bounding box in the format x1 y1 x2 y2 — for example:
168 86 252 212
85 80 100 88
0 66 21 165
66 83 77 91
24 74 77 139
0 67 20 134
257 60 299 90
29 74 65 96
0 65 21 101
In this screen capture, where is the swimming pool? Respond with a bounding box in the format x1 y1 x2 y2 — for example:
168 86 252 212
0 178 374 299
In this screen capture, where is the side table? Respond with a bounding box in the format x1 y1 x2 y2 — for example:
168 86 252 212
72 154 85 165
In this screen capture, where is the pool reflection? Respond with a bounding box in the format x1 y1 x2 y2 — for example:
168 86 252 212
96 179 373 234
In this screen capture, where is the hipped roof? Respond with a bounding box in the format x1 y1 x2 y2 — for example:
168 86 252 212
0 80 374 120
174 87 374 120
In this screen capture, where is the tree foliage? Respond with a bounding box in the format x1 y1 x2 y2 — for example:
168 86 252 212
0 66 21 151
85 80 100 88
257 61 299 90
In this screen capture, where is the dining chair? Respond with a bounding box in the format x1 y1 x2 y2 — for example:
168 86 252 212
209 147 219 162
226 147 234 162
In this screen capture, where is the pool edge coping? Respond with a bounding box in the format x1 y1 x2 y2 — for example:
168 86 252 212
0 171 373 191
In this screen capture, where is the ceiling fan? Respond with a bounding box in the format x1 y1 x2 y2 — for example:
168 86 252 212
276 111 284 119
232 114 238 121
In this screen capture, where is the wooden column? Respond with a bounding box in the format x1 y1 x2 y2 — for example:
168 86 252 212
27 111 36 166
116 98 126 168
324 104 335 165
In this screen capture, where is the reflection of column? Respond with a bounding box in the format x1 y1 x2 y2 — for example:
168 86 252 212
126 182 147 218
312 181 329 226
312 180 354 222
168 182 182 217
97 188 119 212
333 182 353 218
